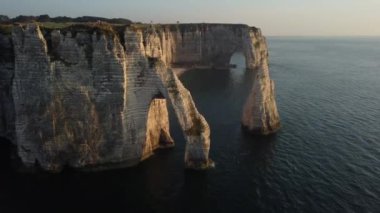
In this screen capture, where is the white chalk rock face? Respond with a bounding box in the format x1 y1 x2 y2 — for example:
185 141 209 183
124 28 213 169
142 98 174 160
241 29 281 134
0 22 279 172
5 24 182 172
154 63 213 169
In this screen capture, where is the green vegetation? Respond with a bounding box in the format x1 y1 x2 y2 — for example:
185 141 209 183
37 21 125 39
0 21 121 36
38 22 73 30
0 24 12 35
0 15 132 25
0 14 133 37
129 23 150 30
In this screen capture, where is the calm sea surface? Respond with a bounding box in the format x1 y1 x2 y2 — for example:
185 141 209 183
1 37 380 212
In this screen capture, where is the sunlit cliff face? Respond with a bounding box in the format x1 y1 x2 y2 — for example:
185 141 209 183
0 22 279 172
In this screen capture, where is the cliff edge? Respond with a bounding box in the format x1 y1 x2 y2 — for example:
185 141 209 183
0 21 279 172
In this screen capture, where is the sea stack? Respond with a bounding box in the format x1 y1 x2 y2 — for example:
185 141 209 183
242 28 281 135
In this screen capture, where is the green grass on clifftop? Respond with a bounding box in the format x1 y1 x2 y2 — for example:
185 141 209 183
0 24 12 35
38 22 74 30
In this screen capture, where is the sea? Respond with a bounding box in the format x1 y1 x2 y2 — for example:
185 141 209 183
1 37 379 212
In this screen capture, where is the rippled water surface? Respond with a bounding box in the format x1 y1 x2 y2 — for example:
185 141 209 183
1 37 380 212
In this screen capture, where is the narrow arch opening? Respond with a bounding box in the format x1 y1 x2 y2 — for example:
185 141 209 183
142 98 174 161
174 49 254 169
229 52 247 83
229 52 246 69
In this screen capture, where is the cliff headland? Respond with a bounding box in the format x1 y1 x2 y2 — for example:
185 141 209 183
0 16 280 172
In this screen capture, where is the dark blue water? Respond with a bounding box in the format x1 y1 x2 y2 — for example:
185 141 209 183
1 37 380 212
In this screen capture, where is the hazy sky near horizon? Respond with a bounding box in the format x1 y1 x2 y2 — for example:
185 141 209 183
1 0 379 36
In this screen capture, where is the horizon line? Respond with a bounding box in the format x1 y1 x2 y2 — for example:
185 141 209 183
266 35 380 37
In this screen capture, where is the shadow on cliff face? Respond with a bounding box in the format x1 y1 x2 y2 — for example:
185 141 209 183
0 138 13 170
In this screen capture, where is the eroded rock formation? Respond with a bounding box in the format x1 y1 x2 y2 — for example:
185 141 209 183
0 22 279 172
142 99 174 160
241 29 281 134
0 33 14 141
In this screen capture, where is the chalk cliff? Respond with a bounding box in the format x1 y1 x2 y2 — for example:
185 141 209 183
0 22 279 172
241 29 281 134
139 24 280 134
0 32 14 141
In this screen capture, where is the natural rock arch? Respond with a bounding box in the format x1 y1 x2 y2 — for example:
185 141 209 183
141 98 174 161
229 52 246 69
141 23 280 134
0 23 279 172
141 23 280 163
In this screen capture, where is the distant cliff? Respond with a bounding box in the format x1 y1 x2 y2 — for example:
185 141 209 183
0 21 279 172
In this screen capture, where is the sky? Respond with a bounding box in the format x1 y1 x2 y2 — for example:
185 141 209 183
1 0 380 36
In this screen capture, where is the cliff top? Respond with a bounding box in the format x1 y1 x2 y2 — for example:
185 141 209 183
0 15 259 36
0 15 132 25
